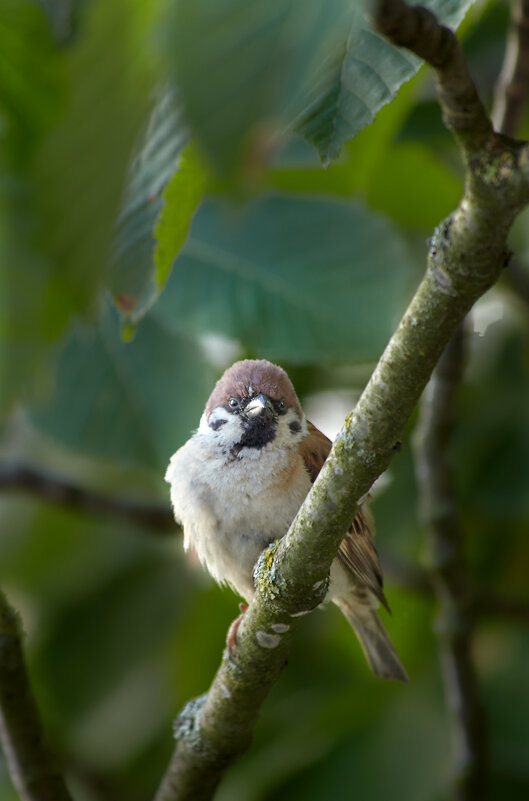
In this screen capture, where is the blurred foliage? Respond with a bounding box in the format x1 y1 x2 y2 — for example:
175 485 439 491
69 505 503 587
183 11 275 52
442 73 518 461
0 1 529 800
162 0 474 173
109 89 188 323
152 193 411 363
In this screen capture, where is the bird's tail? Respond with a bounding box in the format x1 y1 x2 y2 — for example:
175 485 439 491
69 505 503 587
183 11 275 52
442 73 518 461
336 601 409 682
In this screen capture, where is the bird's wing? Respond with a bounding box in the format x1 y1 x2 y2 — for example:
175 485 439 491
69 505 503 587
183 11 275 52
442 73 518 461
299 420 332 481
299 420 388 610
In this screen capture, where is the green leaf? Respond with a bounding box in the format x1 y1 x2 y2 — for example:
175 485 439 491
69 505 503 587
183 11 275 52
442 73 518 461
366 142 462 229
32 0 153 318
108 90 189 322
298 0 477 163
0 0 157 414
0 1 66 413
163 0 358 176
0 0 65 155
268 76 421 199
162 0 475 175
152 193 412 364
29 303 214 469
154 142 208 294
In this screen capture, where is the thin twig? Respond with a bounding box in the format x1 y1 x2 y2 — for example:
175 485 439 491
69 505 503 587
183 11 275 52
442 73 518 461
414 327 489 801
474 591 529 624
2 462 528 626
0 463 175 533
0 592 73 801
380 555 529 625
492 0 529 137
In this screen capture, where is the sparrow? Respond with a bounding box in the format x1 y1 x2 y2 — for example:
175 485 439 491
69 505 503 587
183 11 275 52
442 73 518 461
166 359 408 681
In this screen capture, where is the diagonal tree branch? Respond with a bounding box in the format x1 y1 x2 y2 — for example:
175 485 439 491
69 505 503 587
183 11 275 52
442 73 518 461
414 326 489 801
153 3 529 800
0 591 73 801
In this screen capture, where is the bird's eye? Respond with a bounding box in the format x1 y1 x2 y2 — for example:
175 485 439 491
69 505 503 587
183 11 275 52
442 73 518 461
228 397 239 409
278 399 286 410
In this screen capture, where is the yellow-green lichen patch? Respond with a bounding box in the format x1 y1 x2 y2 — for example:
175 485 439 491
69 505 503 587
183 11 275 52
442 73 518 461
476 149 515 187
254 540 281 600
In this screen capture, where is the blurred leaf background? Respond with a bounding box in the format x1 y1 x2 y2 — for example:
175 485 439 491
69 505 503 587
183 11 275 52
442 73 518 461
1 0 529 800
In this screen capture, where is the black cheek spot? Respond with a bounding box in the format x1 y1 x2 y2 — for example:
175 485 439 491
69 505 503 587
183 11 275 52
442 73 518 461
289 420 302 434
209 418 227 431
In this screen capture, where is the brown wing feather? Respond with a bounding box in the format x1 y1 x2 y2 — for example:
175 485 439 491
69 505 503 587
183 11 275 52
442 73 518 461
337 507 389 611
299 420 332 481
300 420 389 612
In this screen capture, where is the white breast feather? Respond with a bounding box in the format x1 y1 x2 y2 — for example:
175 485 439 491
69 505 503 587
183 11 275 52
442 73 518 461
165 410 311 600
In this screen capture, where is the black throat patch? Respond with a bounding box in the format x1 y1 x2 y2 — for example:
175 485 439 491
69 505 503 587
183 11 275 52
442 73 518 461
236 417 277 451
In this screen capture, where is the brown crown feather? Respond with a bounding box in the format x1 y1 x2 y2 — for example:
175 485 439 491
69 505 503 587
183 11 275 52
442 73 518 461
205 359 302 417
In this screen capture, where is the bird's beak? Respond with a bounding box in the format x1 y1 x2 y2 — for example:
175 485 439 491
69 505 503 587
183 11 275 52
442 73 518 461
245 394 275 420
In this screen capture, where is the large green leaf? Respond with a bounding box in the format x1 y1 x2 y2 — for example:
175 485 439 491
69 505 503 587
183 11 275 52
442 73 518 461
163 0 357 175
152 193 411 364
162 0 475 175
269 73 463 230
0 0 65 153
29 303 214 469
299 0 476 163
0 0 156 413
0 0 65 412
32 0 153 318
108 90 189 322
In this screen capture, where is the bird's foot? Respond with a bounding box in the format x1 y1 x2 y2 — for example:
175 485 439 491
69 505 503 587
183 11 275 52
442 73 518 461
226 603 248 653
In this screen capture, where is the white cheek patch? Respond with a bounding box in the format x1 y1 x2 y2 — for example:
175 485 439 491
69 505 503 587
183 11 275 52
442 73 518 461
274 409 307 449
206 407 230 430
198 407 243 445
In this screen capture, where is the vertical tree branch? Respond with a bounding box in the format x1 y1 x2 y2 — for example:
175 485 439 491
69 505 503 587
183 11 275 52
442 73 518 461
504 257 529 312
492 0 529 309
0 591 73 801
414 327 489 801
492 0 529 137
